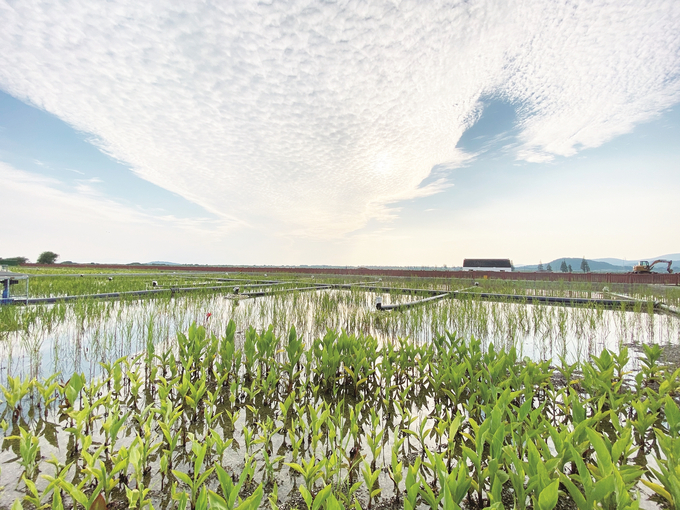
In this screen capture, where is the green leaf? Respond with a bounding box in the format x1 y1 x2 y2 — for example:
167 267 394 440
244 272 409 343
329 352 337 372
586 429 612 475
326 494 344 510
59 480 89 507
591 474 615 502
196 487 208 510
207 491 229 510
640 480 673 504
538 480 559 510
349 481 363 497
52 489 65 510
559 473 588 510
235 485 263 510
666 398 680 434
285 462 306 477
196 467 215 488
172 469 194 487
443 481 456 510
299 486 313 510
312 485 332 510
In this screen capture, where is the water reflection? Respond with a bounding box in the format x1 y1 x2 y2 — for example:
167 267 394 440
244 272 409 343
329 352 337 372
1 289 678 384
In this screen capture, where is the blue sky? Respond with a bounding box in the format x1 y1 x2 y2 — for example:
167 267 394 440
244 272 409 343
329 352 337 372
1 1 679 266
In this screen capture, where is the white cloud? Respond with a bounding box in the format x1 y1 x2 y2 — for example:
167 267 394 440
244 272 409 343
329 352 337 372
0 162 237 262
0 0 678 239
500 1 680 161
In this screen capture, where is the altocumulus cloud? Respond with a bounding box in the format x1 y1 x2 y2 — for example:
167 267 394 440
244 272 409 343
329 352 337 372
1 0 679 237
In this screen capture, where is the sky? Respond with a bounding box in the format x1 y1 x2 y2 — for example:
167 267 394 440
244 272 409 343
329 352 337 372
1 0 679 267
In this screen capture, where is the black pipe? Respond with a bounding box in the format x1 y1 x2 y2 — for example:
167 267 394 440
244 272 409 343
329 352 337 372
242 284 332 298
376 293 449 311
339 284 443 296
451 291 645 310
10 284 241 305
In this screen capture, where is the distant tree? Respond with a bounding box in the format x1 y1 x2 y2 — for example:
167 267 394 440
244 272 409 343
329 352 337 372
580 257 590 273
546 263 553 272
560 260 568 272
0 256 28 266
37 251 59 264
537 261 544 272
568 264 573 273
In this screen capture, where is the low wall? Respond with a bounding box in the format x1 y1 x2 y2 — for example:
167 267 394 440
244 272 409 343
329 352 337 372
20 264 680 285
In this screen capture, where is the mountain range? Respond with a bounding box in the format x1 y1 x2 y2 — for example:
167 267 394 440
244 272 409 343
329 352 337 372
516 254 680 272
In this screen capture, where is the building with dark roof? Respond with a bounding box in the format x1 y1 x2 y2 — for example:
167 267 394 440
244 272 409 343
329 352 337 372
462 259 513 272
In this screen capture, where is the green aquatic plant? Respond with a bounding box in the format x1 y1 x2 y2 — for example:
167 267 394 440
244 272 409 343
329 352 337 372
7 426 41 479
207 464 263 510
361 460 382 509
403 457 421 510
642 398 680 509
288 424 303 461
365 408 384 468
387 437 404 496
172 434 214 510
62 372 84 409
640 343 664 383
283 325 304 390
0 286 678 510
83 457 125 504
1 375 33 421
35 373 61 417
100 400 128 458
184 370 207 421
286 456 326 492
22 475 51 510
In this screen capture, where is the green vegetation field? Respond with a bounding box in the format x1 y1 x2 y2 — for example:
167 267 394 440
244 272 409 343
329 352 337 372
1 269 680 510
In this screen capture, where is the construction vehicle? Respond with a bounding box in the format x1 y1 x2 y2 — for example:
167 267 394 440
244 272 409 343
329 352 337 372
632 260 673 274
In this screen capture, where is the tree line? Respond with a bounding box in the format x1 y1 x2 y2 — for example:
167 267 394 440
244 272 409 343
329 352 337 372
537 258 590 273
1 251 59 266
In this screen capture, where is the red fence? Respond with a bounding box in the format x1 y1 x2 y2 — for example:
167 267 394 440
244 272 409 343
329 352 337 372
20 264 680 285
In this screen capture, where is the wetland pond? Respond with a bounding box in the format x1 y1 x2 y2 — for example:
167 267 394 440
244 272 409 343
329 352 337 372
1 278 680 510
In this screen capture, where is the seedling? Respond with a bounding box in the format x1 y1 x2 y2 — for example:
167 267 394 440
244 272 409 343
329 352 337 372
1 376 33 421
172 434 214 509
6 426 40 479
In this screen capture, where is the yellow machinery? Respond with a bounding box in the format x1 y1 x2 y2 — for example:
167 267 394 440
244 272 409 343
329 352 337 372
632 260 673 274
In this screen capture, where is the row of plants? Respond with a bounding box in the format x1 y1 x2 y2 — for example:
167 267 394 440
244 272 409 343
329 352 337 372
15 271 299 300
1 282 677 394
2 321 680 509
15 268 680 306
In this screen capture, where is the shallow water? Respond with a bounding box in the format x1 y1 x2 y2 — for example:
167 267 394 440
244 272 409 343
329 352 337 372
0 288 678 509
1 288 678 386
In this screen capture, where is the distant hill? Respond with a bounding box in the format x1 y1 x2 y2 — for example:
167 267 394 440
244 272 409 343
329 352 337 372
594 254 680 267
517 258 632 273
592 257 634 266
518 256 679 273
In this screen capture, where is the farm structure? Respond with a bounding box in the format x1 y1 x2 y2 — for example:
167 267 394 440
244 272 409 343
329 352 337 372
0 270 28 304
463 258 513 272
